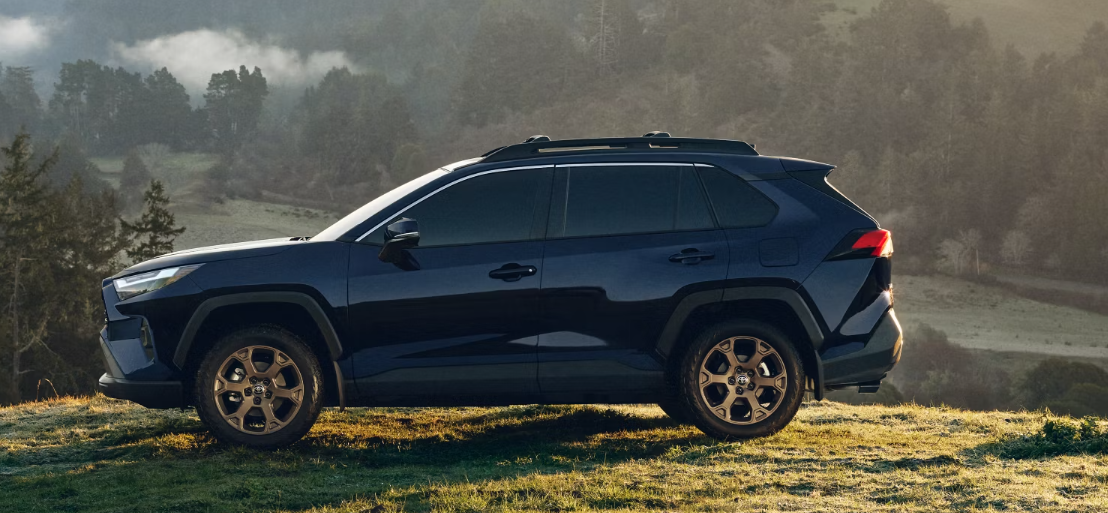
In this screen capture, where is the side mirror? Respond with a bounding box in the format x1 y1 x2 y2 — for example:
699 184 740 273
378 218 420 263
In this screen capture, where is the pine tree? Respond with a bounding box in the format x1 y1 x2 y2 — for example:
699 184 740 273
0 133 56 404
119 149 152 211
121 180 185 263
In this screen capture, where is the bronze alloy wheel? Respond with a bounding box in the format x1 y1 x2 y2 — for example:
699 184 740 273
697 336 788 425
213 345 305 435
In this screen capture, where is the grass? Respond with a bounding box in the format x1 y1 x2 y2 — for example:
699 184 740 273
826 0 1108 57
2 397 1107 512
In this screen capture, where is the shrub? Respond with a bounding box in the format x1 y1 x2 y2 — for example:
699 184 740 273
996 417 1108 458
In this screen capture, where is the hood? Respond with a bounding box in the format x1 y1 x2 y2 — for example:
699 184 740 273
113 237 306 278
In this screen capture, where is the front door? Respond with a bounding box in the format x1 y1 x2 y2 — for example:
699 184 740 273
347 167 553 405
537 163 729 400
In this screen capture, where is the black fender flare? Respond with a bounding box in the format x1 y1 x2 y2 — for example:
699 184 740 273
171 291 346 408
655 286 827 399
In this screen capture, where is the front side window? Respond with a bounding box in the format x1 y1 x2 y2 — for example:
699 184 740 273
556 165 714 238
366 169 549 247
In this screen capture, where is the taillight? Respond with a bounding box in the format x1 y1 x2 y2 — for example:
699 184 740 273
827 229 893 260
853 229 893 257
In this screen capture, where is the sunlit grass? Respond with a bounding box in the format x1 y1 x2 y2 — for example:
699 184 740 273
1 396 1106 512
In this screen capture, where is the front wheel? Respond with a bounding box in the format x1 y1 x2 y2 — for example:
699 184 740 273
676 320 804 440
194 325 324 449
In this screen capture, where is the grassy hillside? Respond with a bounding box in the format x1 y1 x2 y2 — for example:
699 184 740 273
827 0 1108 57
2 397 1107 512
93 151 340 249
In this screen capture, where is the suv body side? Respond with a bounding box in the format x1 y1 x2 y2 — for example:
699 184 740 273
98 150 901 409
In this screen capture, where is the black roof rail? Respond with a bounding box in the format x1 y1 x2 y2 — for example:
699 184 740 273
481 136 758 163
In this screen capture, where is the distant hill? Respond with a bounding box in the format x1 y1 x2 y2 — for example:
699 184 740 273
828 0 1108 57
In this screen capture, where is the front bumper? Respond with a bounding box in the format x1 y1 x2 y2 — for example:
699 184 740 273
98 373 185 408
821 308 903 387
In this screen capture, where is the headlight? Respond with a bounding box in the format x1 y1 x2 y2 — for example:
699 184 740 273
114 265 201 301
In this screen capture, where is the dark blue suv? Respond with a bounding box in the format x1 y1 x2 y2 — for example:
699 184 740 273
98 134 902 447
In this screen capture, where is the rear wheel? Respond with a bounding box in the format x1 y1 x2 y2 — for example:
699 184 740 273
677 320 804 440
194 325 323 449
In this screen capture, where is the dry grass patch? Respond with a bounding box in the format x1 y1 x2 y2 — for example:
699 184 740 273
2 397 1107 512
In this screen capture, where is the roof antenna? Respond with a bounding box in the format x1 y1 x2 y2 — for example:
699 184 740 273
524 135 551 143
642 131 671 138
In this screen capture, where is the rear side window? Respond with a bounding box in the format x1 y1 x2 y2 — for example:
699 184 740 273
555 165 714 238
697 166 778 228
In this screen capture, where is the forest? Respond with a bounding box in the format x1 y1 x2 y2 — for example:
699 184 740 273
2 0 1108 404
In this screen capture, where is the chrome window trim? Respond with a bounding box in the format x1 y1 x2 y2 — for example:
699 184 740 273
354 165 554 242
560 162 696 167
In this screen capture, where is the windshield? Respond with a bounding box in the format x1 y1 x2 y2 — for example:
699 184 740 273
313 169 447 241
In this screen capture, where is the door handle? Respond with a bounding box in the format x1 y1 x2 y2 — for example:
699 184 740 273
669 249 715 265
489 263 538 282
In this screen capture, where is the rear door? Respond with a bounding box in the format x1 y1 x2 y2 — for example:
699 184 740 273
537 163 729 399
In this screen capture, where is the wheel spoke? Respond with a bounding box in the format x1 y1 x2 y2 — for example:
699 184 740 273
261 401 286 434
223 400 251 428
215 377 247 393
272 385 303 405
711 339 741 370
754 373 787 392
699 371 730 386
261 351 294 379
710 389 739 420
746 341 774 369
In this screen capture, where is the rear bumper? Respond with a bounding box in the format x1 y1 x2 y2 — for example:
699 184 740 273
821 308 903 387
98 373 185 409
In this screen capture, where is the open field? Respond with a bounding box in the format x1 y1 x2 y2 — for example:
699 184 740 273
895 274 1108 360
2 396 1107 512
826 0 1108 57
172 199 338 250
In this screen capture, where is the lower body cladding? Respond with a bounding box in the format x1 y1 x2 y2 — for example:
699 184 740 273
820 308 904 393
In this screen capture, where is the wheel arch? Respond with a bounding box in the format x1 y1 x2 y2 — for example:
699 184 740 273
656 287 827 400
173 291 346 407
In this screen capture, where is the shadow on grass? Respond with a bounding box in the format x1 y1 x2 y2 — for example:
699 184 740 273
2 404 711 513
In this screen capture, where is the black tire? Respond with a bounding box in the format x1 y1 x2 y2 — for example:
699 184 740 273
194 325 324 449
675 320 804 440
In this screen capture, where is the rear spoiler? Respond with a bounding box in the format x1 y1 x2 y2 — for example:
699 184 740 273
780 158 875 221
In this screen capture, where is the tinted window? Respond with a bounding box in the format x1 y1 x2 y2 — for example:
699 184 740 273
677 167 715 230
698 166 778 228
369 170 548 247
559 165 714 238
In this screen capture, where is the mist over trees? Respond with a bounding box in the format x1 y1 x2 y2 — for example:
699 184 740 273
2 0 1108 402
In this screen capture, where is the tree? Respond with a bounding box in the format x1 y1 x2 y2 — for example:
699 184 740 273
0 133 55 404
121 180 186 263
119 149 152 211
0 66 41 133
143 68 193 149
204 66 269 152
1000 230 1032 267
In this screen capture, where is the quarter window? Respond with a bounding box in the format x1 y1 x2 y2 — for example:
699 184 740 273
697 166 778 228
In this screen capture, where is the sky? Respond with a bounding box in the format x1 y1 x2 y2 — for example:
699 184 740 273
0 4 357 101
